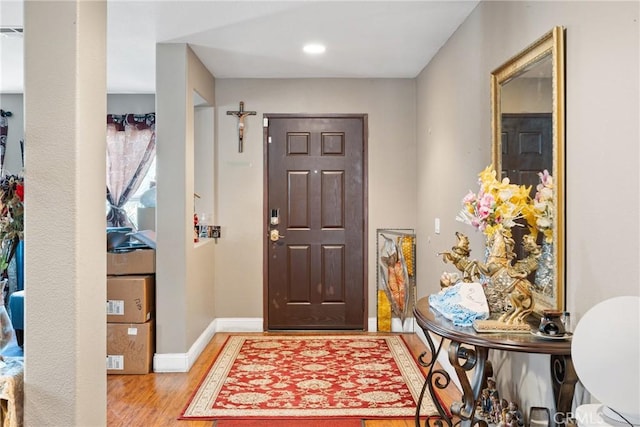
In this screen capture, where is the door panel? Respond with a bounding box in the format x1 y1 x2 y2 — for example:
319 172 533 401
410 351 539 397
265 115 366 330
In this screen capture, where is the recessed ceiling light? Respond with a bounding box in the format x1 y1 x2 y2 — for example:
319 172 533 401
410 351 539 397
303 43 326 55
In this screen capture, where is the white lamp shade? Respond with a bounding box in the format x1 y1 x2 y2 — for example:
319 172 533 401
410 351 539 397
572 296 640 424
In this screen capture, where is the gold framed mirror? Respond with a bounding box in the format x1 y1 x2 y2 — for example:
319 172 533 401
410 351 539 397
491 26 565 314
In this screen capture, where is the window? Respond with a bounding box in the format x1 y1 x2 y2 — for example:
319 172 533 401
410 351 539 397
106 157 155 230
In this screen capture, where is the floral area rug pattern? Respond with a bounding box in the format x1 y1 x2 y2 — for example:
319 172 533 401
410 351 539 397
180 335 437 420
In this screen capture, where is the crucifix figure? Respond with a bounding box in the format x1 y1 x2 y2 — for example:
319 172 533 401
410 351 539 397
226 101 256 153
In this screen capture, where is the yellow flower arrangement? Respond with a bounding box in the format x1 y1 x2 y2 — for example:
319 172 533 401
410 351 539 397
456 166 531 238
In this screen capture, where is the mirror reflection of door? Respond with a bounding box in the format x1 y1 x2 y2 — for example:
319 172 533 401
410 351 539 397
501 113 552 186
500 55 553 260
501 113 552 260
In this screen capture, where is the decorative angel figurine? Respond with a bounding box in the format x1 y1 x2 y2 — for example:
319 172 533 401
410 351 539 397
439 230 541 325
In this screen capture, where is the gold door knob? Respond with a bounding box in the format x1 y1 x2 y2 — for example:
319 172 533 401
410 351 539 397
270 229 285 242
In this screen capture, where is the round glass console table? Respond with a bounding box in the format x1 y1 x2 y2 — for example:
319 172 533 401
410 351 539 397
413 296 577 427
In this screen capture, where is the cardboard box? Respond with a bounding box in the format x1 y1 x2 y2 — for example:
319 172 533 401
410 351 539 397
107 319 155 374
107 249 155 275
107 275 155 323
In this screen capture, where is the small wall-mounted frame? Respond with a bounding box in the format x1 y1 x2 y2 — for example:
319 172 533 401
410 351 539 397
198 225 221 242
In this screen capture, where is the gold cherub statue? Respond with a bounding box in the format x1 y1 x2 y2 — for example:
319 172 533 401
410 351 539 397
440 230 541 325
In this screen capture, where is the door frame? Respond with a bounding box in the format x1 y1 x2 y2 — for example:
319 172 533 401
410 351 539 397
262 113 369 331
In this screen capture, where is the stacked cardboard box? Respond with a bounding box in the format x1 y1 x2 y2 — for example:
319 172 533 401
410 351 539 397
106 249 156 374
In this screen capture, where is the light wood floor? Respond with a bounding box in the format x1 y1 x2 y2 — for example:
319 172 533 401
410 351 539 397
107 332 461 427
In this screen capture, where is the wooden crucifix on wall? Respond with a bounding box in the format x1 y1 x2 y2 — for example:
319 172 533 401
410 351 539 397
226 101 256 153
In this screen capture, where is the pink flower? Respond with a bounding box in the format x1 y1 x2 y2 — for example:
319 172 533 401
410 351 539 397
478 193 495 216
539 169 552 186
478 205 492 219
462 191 476 204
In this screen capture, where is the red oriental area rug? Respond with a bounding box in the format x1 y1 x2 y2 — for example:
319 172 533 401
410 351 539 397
214 419 363 427
180 335 437 421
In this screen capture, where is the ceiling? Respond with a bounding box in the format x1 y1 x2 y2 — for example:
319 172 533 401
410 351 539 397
0 0 479 94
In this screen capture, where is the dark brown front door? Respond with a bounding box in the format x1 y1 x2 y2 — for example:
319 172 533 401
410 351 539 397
264 115 367 330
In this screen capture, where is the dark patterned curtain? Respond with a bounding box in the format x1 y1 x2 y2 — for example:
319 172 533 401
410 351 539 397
0 110 9 174
106 113 156 227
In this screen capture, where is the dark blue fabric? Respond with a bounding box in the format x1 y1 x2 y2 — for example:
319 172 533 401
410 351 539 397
15 240 23 291
8 290 23 330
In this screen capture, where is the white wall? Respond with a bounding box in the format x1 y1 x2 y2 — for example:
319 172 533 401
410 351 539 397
24 1 107 424
416 0 638 412
155 44 216 357
107 94 154 114
213 78 417 320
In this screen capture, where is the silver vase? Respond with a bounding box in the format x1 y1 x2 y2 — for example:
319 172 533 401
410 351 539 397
535 241 554 297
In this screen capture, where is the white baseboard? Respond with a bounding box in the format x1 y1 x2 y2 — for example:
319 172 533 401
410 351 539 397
153 320 217 372
368 317 377 331
153 316 417 373
152 318 262 373
214 317 263 332
370 316 418 333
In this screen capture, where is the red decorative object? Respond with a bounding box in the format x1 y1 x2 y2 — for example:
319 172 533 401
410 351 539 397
180 335 437 420
194 213 199 243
